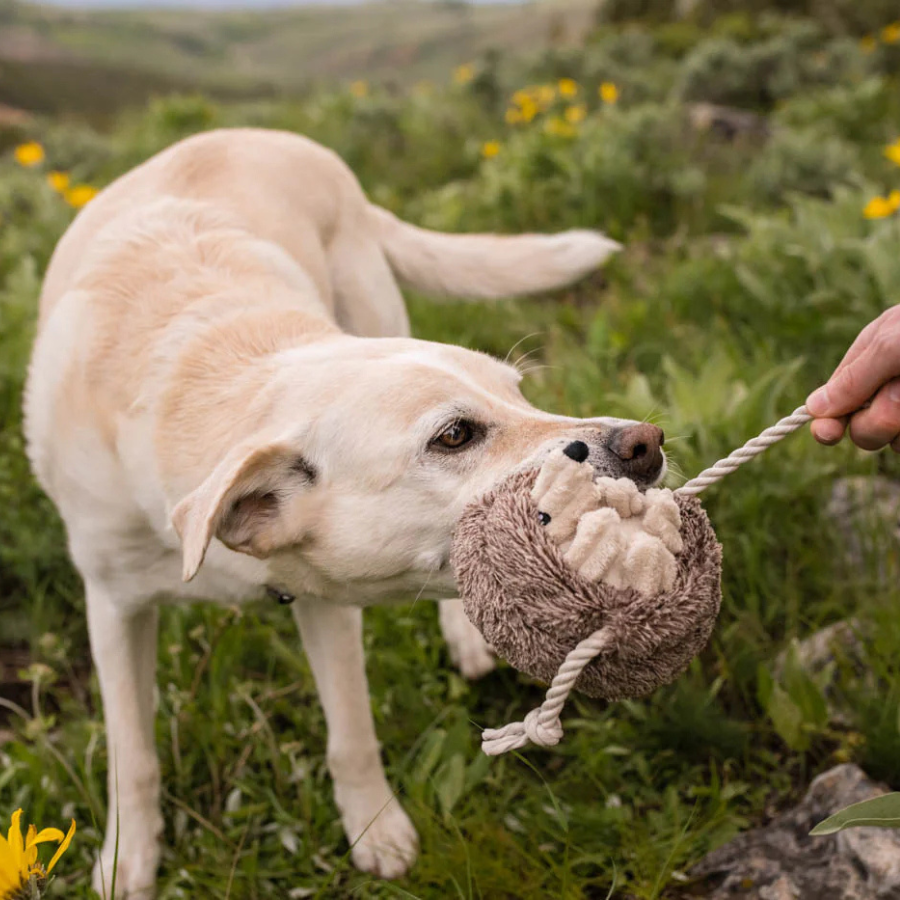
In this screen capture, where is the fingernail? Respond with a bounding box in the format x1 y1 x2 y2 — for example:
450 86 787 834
806 387 830 416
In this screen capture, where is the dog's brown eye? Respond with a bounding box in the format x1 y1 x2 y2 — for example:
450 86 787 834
435 421 474 450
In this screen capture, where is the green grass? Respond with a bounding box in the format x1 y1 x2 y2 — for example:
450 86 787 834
3 3 900 897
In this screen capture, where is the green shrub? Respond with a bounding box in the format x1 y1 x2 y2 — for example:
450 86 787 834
748 127 861 201
677 26 870 109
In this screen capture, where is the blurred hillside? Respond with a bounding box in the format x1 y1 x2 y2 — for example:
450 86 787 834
0 0 595 119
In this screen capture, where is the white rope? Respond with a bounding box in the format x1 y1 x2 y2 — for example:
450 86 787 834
482 404 813 756
675 406 812 497
482 628 616 755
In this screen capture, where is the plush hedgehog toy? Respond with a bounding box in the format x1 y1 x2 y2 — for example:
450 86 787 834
451 407 812 755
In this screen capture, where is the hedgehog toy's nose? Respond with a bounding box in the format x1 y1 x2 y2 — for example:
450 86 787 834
608 423 665 481
563 440 590 463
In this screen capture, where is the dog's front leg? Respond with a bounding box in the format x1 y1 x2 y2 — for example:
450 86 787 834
291 600 418 879
86 584 163 900
438 599 495 680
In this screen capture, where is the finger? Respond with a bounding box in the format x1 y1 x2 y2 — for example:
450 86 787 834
807 344 900 418
847 378 900 450
810 417 847 445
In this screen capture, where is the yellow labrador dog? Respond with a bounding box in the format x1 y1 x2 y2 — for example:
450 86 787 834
24 128 665 897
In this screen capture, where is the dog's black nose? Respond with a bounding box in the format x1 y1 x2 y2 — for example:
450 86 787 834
563 440 590 463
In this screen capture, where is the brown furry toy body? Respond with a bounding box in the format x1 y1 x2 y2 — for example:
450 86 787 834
452 443 723 705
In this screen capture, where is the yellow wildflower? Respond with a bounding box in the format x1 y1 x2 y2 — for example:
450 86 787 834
512 89 531 107
558 78 579 98
505 107 522 125
882 22 900 44
863 190 900 219
860 34 877 53
64 184 98 209
544 117 576 138
0 809 76 897
46 171 70 193
564 104 587 125
522 99 539 121
535 84 556 108
349 80 368 98
14 142 44 168
884 139 900 167
453 64 475 85
481 140 501 159
599 82 619 105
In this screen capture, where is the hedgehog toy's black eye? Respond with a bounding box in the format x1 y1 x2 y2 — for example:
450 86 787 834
538 512 551 526
433 421 476 451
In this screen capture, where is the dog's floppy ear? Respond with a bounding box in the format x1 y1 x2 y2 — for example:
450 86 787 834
171 437 317 582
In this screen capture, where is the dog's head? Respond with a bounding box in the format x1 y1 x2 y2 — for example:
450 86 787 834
172 336 665 602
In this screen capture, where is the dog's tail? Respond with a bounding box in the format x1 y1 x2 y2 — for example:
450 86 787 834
370 205 621 300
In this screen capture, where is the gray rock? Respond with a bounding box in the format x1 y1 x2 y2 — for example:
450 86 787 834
688 103 770 141
828 476 900 581
774 619 863 680
691 764 900 899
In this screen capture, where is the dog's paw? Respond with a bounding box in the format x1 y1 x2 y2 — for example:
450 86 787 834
345 796 419 880
531 448 598 543
92 838 160 900
439 599 496 680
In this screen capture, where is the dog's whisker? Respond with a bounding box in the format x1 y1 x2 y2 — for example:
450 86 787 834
410 564 438 609
511 346 545 373
641 404 665 427
519 364 560 378
504 331 545 366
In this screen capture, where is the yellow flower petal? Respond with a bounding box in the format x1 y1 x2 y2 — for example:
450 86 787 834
536 84 555 107
24 826 37 870
558 78 578 98
14 142 44 168
481 140 501 159
564 104 586 124
884 141 900 167
46 820 75 874
7 811 23 870
64 185 98 209
27 827 65 848
599 82 619 105
47 171 70 192
863 195 898 218
0 834 24 891
882 22 900 44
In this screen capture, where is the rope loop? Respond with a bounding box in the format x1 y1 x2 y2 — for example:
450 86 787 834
482 405 813 756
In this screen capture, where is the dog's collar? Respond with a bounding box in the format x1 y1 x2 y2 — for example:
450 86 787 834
265 584 296 605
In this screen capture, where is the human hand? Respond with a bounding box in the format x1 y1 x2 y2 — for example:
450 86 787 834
807 305 900 451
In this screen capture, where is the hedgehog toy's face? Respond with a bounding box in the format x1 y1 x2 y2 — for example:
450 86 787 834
174 337 667 604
